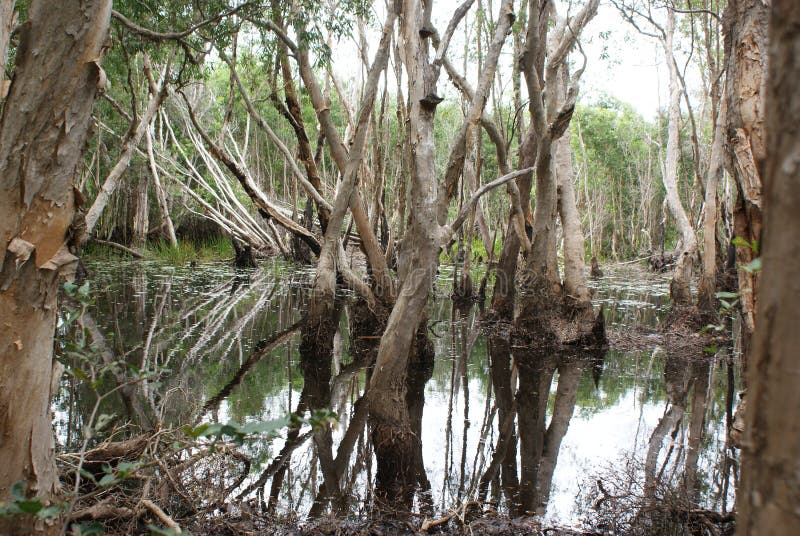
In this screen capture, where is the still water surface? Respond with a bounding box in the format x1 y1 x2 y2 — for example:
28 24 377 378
55 259 736 527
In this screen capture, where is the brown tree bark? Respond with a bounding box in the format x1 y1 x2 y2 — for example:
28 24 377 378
0 1 111 533
722 0 768 366
515 0 601 343
736 1 800 532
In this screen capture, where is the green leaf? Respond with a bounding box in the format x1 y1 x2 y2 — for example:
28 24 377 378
741 257 762 273
72 522 105 536
715 291 739 299
79 468 97 483
16 500 43 514
240 417 289 436
704 345 718 355
36 505 63 519
98 473 117 487
732 236 758 253
77 281 91 300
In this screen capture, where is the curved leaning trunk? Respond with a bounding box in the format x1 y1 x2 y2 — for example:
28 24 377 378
0 1 111 532
662 11 698 308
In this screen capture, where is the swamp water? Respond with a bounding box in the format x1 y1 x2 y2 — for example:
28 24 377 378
55 259 737 529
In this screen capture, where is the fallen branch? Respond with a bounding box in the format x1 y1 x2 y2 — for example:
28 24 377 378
141 499 182 533
70 497 135 521
92 239 144 259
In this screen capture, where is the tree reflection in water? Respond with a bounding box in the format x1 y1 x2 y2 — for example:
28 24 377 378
55 260 735 527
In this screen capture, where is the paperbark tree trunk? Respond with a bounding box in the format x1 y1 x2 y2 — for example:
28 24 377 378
83 54 170 241
722 0 768 366
736 1 800 532
367 0 514 506
553 64 591 311
697 97 727 313
515 0 601 343
662 9 698 308
131 172 149 250
0 1 111 533
145 128 178 247
368 0 444 505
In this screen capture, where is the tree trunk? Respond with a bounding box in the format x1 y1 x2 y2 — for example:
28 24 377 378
722 0 768 367
515 0 600 342
368 0 441 506
553 64 591 311
145 128 177 247
662 9 698 308
698 97 727 313
83 55 169 240
131 172 149 250
0 1 111 532
736 1 800 532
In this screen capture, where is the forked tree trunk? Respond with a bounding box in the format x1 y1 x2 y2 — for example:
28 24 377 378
516 0 600 342
0 1 111 532
368 0 443 505
553 64 591 311
368 0 514 505
736 1 800 532
305 8 396 328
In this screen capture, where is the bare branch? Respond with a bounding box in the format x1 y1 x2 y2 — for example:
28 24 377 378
441 167 535 244
111 3 256 41
433 0 475 68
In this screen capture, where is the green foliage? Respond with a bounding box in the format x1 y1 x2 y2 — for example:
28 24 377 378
144 237 233 264
185 409 337 448
702 291 740 334
0 482 65 520
572 97 673 259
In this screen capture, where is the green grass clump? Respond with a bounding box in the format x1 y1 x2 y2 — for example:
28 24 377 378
146 237 233 264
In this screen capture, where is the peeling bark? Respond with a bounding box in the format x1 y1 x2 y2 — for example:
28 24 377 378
0 1 111 532
737 1 800 532
722 0 768 365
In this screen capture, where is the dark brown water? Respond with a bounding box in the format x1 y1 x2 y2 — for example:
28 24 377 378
54 259 737 528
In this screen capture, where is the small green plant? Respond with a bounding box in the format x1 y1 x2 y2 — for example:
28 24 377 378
0 482 65 520
702 291 740 335
732 236 762 273
184 409 338 448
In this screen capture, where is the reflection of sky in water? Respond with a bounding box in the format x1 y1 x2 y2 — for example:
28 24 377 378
55 260 734 523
